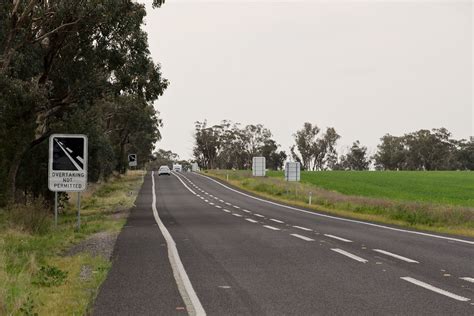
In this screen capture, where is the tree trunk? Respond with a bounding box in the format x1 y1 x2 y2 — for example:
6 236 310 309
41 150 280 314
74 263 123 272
6 147 27 203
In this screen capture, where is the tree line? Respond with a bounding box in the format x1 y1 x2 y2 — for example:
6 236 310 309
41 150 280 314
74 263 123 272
0 0 167 206
193 121 474 172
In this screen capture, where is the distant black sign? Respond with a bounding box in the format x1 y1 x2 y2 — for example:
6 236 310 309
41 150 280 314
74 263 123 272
128 154 137 167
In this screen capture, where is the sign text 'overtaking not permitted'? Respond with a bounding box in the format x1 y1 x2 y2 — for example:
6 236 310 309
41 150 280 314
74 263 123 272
49 134 88 192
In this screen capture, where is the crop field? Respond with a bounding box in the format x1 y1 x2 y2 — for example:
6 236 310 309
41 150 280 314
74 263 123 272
267 171 474 207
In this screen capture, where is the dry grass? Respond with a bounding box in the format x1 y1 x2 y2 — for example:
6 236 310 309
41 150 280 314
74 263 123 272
0 170 144 315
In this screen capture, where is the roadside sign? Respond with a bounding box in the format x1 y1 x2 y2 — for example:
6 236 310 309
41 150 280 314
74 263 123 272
48 134 88 192
128 154 137 167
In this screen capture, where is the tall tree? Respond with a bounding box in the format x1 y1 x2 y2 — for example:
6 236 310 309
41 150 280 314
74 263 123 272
341 141 371 170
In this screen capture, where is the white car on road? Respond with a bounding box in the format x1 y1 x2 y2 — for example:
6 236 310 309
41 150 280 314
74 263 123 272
158 165 171 176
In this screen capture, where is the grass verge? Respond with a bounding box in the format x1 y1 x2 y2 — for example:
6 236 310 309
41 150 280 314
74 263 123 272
0 170 144 315
205 170 474 238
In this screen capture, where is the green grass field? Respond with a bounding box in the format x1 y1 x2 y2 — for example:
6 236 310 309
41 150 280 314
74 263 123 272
267 171 474 207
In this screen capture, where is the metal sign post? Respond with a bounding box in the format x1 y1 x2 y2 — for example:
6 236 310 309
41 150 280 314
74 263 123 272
48 134 88 230
54 191 58 227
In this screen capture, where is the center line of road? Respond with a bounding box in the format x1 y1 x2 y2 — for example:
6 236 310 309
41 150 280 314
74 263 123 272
324 234 352 242
373 249 419 263
291 234 314 241
460 277 474 283
232 214 243 217
254 214 265 218
331 248 368 263
293 225 312 231
263 225 280 231
270 219 284 224
246 218 258 223
401 277 470 302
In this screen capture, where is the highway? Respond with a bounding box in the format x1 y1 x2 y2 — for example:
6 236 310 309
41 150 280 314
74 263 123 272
94 171 474 315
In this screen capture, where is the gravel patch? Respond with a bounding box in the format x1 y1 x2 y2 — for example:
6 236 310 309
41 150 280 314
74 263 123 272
64 231 119 260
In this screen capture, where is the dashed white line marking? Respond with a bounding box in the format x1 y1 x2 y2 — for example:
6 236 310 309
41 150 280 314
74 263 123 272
232 214 243 217
219 200 224 203
293 225 312 231
204 192 209 195
233 205 240 209
460 277 474 283
254 214 265 218
246 218 258 223
225 202 231 206
263 225 280 231
223 209 231 213
76 156 84 163
331 248 368 263
209 202 215 206
242 209 251 213
270 219 284 224
66 147 73 153
324 234 352 242
215 205 222 209
214 197 219 200
373 249 419 263
401 277 470 302
200 197 205 200
290 234 314 241
204 199 209 203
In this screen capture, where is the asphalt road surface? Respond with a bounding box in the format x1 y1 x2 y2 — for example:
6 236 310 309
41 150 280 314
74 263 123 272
94 171 474 315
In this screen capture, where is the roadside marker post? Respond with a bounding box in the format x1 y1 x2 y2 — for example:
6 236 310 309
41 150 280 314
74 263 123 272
48 134 88 230
309 192 312 205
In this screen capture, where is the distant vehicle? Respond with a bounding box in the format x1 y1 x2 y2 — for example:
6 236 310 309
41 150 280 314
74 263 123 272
158 165 171 176
172 164 182 172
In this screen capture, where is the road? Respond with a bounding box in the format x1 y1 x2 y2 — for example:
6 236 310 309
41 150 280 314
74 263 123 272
94 171 474 315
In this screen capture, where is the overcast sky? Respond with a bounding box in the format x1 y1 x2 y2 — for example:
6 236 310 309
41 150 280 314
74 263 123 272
142 0 473 160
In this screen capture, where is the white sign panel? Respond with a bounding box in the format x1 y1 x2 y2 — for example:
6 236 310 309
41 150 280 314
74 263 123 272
252 157 266 177
48 134 88 192
285 162 301 182
191 162 199 172
128 154 137 167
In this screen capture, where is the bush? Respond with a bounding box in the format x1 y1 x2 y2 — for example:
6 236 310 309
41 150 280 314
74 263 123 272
4 202 51 235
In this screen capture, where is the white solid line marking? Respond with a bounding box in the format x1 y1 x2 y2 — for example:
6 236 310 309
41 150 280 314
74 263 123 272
401 277 470 302
331 248 368 263
232 213 243 217
151 172 205 315
254 214 265 218
215 205 222 209
223 209 231 213
324 234 352 242
246 218 258 223
293 225 312 231
270 219 284 224
291 234 314 241
195 173 474 245
460 277 474 283
242 209 251 213
373 249 419 263
263 225 280 231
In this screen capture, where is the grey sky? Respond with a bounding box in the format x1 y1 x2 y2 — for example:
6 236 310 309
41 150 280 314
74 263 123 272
143 0 473 160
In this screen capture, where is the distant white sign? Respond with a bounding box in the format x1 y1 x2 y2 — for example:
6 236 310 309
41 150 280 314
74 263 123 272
173 164 182 172
48 134 88 192
191 162 199 172
285 162 301 182
128 154 137 167
252 157 266 177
